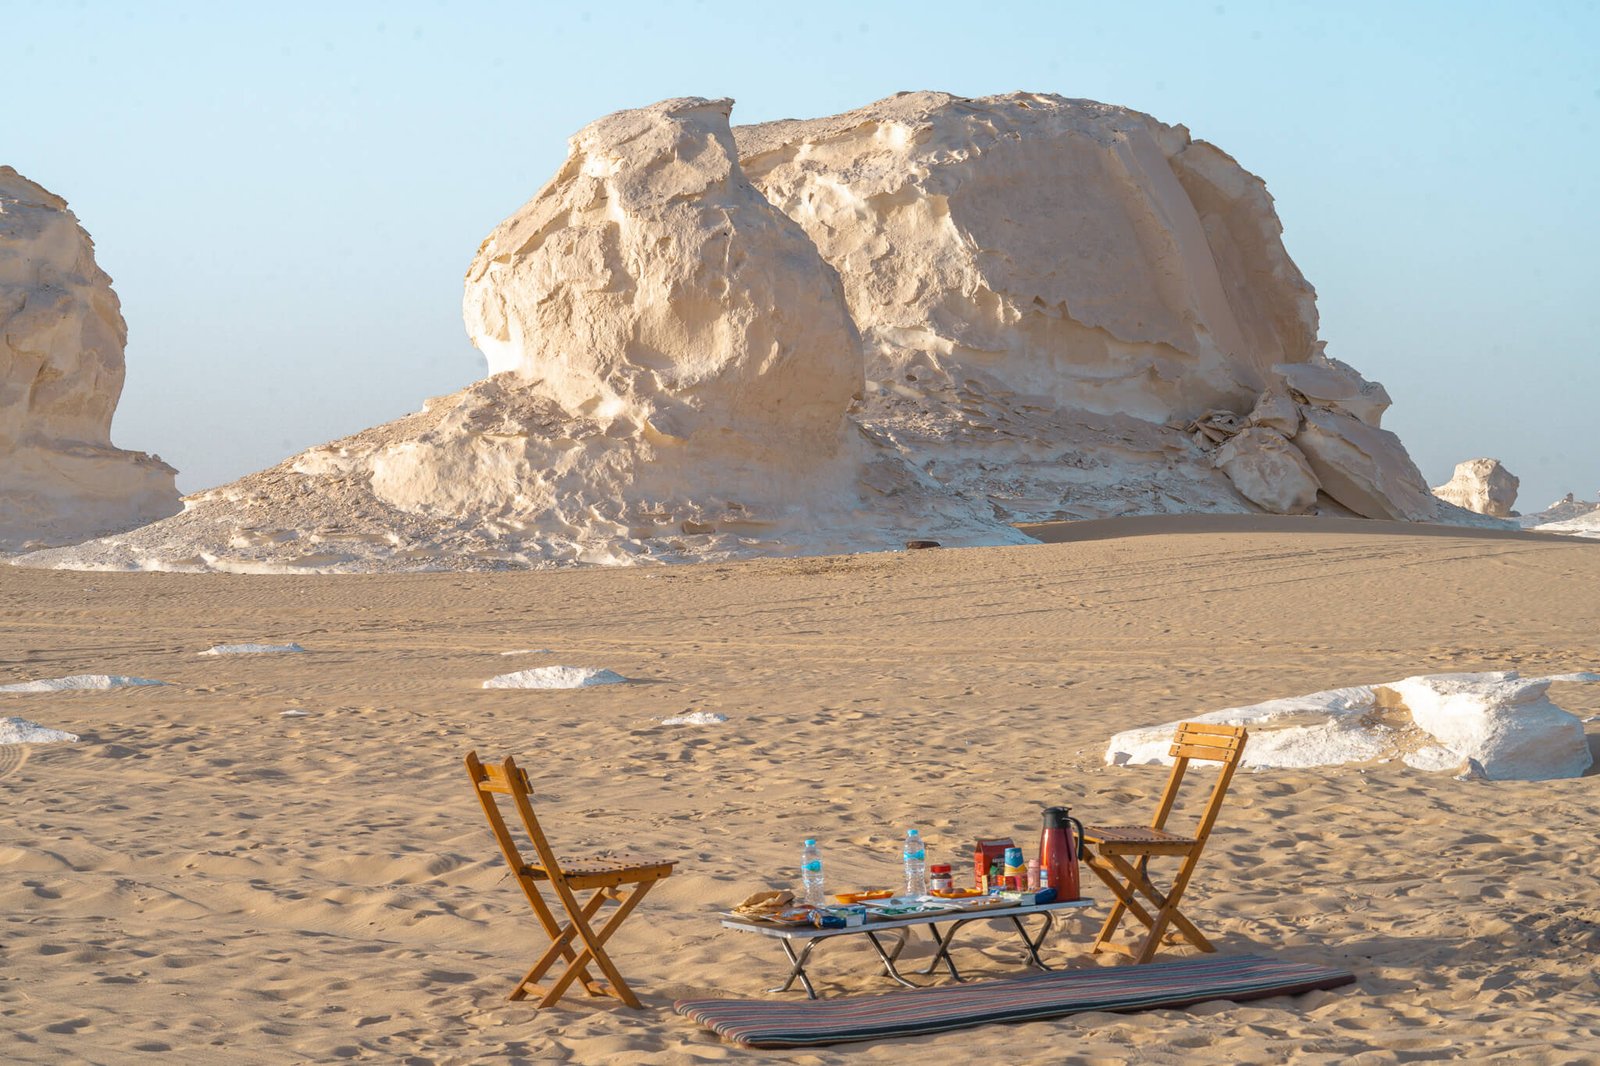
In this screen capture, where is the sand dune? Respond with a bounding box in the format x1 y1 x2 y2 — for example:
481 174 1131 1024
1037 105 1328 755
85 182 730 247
3 518 1598 1063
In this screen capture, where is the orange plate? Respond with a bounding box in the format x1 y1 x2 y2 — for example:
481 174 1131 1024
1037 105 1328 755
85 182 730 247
834 890 895 905
930 888 985 899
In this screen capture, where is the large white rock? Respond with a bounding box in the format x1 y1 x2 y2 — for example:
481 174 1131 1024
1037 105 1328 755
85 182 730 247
735 92 1331 522
1378 672 1596 781
1211 427 1320 514
17 100 1022 572
1294 407 1438 521
1432 458 1519 518
0 168 180 550
1106 670 1599 780
19 92 1451 571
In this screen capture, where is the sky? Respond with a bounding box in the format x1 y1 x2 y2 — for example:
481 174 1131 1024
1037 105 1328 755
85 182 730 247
5 0 1598 511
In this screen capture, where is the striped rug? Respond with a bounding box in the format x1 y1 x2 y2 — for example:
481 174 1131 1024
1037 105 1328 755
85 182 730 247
674 954 1356 1049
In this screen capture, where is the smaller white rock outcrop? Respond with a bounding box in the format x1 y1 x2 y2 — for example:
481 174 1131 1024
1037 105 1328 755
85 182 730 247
1379 672 1595 781
1107 670 1598 780
1 167 180 550
1433 458 1519 518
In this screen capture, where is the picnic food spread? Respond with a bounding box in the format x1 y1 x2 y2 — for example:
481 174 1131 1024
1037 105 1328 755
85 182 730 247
731 810 1088 928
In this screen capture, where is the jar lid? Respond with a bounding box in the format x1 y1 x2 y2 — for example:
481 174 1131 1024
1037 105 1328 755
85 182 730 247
930 863 952 872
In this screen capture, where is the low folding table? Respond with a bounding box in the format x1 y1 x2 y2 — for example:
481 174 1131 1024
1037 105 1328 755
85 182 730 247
719 898 1093 999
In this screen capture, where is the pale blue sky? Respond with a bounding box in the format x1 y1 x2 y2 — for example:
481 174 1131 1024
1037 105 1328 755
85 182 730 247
6 0 1597 510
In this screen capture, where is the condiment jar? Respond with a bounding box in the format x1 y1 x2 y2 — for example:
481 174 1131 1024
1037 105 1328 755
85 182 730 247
929 863 953 893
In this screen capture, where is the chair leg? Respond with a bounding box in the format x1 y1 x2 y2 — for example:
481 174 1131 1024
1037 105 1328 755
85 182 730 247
513 889 610 1001
1085 853 1159 954
541 879 657 1009
1101 852 1214 961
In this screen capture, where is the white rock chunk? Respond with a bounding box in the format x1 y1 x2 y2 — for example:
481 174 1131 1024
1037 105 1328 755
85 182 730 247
484 666 628 689
199 643 306 655
1107 670 1599 780
1274 351 1392 427
1 717 78 744
1432 458 1519 518
0 674 166 692
658 711 729 725
1212 427 1320 514
1378 672 1597 781
1245 386 1300 436
0 168 181 550
1295 407 1439 521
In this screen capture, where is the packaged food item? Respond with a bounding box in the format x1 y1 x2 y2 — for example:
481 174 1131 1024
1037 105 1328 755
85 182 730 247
973 838 1014 885
929 863 953 894
824 904 868 927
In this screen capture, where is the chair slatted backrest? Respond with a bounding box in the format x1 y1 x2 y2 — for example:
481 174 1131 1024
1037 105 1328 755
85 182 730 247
1151 723 1248 843
466 751 567 896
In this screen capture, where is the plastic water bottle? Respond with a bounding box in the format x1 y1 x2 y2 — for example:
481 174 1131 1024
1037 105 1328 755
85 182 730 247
800 839 824 906
902 829 928 897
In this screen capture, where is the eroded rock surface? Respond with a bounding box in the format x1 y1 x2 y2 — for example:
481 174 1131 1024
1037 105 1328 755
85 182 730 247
22 92 1457 571
18 100 1019 572
1 167 179 549
1433 458 1519 518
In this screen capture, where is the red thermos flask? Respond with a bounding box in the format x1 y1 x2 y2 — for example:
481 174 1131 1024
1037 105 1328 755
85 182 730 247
1038 806 1085 901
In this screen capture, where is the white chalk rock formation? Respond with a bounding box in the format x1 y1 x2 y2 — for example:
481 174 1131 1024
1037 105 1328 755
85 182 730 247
1378 672 1595 781
1211 427 1319 515
462 98 861 446
1526 494 1600 540
18 100 1021 572
1432 459 1519 518
1106 670 1599 780
734 93 1437 525
1294 408 1437 521
1275 352 1391 427
20 92 1454 571
0 168 180 550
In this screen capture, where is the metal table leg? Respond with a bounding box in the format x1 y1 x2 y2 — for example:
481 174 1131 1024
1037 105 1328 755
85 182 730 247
768 937 821 998
917 921 967 981
863 930 921 989
1010 912 1056 969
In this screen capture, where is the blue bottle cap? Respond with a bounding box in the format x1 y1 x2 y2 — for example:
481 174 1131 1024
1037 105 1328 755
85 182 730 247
908 828 920 836
804 839 816 846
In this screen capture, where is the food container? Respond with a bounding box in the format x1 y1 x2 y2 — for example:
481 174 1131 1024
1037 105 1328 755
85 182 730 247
973 838 1014 885
824 904 867 927
929 863 954 894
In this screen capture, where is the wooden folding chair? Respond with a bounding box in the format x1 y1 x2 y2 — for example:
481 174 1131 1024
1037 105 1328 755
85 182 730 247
1082 722 1248 964
465 751 676 1008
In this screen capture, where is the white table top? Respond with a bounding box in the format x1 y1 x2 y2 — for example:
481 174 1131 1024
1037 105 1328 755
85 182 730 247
719 897 1093 939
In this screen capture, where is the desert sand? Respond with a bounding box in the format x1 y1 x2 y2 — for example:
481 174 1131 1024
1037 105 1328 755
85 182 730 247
4 517 1599 1064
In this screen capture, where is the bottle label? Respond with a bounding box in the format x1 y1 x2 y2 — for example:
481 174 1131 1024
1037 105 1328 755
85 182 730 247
802 860 822 873
905 849 924 861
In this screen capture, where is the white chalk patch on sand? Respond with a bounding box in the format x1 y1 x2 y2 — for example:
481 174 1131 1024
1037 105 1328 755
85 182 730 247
499 648 552 656
200 643 306 655
280 709 310 718
0 675 166 693
1 717 78 744
483 666 627 689
658 711 728 725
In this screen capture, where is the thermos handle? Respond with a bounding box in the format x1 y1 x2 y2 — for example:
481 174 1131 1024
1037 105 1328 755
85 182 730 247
1069 816 1086 859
